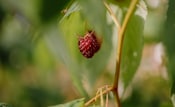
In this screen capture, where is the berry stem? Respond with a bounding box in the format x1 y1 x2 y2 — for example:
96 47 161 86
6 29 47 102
103 1 121 30
113 0 139 106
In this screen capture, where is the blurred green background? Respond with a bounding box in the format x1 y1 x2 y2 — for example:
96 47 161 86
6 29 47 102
0 0 174 107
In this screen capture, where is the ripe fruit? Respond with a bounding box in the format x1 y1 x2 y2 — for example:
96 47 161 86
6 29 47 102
78 30 101 58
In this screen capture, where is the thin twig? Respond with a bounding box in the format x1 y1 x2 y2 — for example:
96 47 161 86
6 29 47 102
100 88 104 107
103 1 121 30
105 86 109 107
84 86 113 107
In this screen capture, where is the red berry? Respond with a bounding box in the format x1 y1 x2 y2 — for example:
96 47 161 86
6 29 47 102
78 31 101 58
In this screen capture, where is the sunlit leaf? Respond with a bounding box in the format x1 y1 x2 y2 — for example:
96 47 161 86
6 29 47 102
45 22 88 97
172 94 175 107
58 12 89 96
49 98 84 107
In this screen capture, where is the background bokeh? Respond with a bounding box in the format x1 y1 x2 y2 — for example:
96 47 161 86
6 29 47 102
0 0 174 107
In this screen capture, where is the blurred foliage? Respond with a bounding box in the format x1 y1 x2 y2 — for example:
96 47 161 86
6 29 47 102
0 103 11 107
0 0 173 107
122 76 172 107
144 0 167 43
50 98 84 107
39 0 70 23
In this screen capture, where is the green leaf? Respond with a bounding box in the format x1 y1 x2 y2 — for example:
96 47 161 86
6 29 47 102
56 0 113 95
119 0 147 88
161 0 175 97
78 0 109 38
45 22 88 97
77 0 113 85
121 8 146 88
49 98 85 107
58 12 89 96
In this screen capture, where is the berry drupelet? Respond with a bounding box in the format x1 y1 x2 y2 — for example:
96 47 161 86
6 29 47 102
78 31 101 58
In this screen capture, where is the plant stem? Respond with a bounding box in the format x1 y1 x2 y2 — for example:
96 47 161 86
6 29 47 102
113 0 139 106
84 0 139 106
